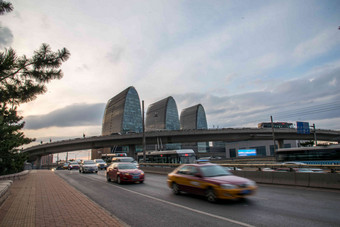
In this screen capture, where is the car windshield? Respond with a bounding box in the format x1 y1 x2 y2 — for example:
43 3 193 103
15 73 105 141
84 160 95 164
118 164 137 169
120 157 134 162
95 159 105 163
200 165 232 177
70 162 78 165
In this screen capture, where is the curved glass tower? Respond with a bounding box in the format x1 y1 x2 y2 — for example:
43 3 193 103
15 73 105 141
146 96 180 131
180 104 208 152
102 86 142 136
180 104 207 130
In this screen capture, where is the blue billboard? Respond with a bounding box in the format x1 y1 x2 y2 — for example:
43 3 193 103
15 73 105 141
238 149 256 157
297 121 310 134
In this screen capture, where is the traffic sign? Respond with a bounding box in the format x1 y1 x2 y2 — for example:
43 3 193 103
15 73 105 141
297 121 310 134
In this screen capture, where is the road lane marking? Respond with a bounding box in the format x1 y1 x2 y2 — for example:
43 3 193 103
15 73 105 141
109 183 255 227
67 173 255 226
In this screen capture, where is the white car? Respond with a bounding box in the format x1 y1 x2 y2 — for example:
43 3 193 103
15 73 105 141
94 159 107 170
79 160 98 173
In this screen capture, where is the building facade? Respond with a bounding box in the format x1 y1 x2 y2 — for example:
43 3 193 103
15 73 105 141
180 104 209 152
102 86 143 135
146 96 180 131
93 86 143 159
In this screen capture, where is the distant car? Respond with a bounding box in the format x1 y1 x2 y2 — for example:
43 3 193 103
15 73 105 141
79 160 98 173
282 162 307 165
68 161 80 170
167 163 257 202
276 167 314 173
94 159 107 170
106 162 144 184
62 162 69 169
111 157 139 168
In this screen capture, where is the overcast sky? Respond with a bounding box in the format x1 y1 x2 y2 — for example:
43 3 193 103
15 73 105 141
1 0 340 159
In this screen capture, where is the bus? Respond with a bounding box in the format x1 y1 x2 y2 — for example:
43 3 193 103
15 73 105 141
101 153 127 163
137 149 196 164
275 144 340 164
258 122 293 129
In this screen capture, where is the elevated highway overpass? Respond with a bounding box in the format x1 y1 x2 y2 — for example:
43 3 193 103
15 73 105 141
23 128 340 158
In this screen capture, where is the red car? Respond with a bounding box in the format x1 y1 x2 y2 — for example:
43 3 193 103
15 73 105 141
106 162 144 184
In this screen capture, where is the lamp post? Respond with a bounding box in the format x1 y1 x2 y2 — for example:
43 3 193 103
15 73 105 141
142 100 146 162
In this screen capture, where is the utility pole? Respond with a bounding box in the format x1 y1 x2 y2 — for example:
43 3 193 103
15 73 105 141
312 123 317 146
270 116 276 154
142 100 146 162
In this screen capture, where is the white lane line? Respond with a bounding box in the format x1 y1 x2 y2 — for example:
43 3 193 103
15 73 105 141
109 183 255 227
75 174 255 226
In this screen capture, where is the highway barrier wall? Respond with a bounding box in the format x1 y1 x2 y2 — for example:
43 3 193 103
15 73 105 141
140 166 340 190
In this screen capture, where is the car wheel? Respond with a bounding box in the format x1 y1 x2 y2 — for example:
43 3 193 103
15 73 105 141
95 171 98 174
140 181 144 184
172 183 180 195
206 188 217 203
117 176 121 184
79 169 81 173
107 175 111 182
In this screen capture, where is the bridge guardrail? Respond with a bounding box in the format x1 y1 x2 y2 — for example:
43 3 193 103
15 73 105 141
139 163 340 173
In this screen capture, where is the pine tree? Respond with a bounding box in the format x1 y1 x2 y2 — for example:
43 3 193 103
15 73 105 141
0 1 70 174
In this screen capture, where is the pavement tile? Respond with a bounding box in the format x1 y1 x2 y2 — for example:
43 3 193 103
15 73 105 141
0 170 127 227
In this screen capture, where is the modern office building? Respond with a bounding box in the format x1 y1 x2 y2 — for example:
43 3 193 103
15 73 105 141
102 86 143 136
93 86 143 159
146 96 181 150
146 96 180 131
180 104 209 152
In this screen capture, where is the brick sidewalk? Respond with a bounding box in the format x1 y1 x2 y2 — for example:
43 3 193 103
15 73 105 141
0 170 127 227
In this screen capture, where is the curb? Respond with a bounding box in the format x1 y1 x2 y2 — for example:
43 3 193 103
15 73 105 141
0 170 29 207
0 180 13 207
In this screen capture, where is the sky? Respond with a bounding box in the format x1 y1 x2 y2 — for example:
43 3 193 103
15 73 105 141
1 0 340 160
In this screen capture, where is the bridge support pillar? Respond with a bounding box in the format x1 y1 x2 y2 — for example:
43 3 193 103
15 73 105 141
34 156 42 169
277 139 284 149
128 145 136 159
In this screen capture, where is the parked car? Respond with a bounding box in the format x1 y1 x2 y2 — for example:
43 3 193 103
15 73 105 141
167 163 257 202
68 161 80 170
94 159 107 170
106 162 144 184
79 160 98 173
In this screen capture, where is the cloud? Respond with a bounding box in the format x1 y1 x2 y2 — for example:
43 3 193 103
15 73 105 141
175 60 340 129
293 28 340 63
24 103 106 129
0 25 13 48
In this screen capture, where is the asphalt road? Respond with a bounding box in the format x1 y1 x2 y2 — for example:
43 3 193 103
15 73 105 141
56 170 340 227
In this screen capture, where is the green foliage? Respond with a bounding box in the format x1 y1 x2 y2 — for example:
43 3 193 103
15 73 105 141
0 1 70 175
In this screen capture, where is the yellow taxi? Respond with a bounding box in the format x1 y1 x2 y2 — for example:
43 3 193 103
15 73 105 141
167 163 257 202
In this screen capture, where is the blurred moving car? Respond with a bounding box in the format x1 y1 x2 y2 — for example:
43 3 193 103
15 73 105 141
79 160 98 173
62 162 69 169
276 168 315 173
106 162 144 184
167 163 257 202
94 159 107 170
111 157 139 168
68 161 80 170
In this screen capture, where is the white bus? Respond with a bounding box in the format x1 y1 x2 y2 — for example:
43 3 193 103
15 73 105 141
137 149 196 164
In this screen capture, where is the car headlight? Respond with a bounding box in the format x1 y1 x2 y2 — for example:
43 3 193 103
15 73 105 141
96 163 99 166
220 184 237 189
124 173 130 176
245 181 256 187
140 172 144 175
